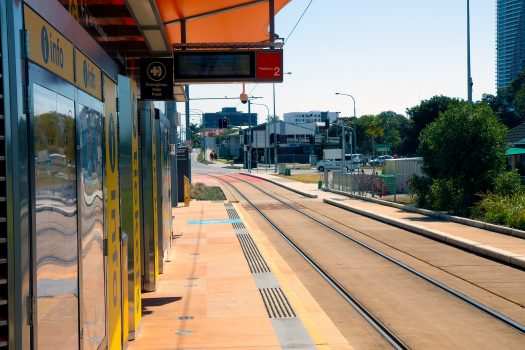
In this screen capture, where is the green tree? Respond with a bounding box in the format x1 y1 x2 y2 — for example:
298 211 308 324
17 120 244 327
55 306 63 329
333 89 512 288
418 102 507 215
376 111 409 154
188 123 202 148
479 94 521 129
358 115 385 158
483 68 525 129
400 95 460 155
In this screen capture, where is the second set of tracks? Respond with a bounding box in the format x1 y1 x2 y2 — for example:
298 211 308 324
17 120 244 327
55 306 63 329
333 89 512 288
205 172 525 349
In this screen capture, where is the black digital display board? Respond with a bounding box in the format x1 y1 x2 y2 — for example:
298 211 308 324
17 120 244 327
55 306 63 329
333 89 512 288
174 51 255 82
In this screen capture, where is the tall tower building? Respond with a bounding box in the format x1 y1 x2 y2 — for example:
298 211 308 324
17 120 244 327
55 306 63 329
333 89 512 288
497 0 525 89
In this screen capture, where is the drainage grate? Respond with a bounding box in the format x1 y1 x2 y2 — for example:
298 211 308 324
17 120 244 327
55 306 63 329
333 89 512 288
178 316 194 321
236 234 271 273
259 288 296 319
176 330 192 335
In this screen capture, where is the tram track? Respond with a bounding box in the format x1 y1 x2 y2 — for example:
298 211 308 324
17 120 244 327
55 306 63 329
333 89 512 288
207 172 525 349
236 174 525 311
207 173 408 349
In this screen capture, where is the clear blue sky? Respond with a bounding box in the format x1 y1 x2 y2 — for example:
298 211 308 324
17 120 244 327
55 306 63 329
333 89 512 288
181 0 495 124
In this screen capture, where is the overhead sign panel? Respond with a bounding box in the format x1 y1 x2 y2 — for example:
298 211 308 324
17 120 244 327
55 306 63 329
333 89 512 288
75 49 102 100
140 58 174 100
173 50 283 83
24 5 75 84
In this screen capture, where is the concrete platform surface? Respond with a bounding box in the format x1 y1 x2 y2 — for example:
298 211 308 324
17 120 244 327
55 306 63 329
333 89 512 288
128 200 351 350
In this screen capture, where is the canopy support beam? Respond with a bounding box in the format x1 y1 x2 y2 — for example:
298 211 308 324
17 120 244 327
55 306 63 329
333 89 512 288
269 0 275 43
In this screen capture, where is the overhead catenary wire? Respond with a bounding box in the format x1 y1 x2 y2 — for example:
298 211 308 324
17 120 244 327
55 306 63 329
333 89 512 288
285 0 314 44
246 0 314 98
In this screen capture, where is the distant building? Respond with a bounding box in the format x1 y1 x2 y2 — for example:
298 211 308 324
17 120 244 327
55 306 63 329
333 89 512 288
497 0 525 89
505 122 525 174
202 107 257 129
283 111 339 124
239 121 323 165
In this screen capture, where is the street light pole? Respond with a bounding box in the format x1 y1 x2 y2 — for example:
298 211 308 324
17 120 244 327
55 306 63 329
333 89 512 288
467 0 473 102
272 83 278 172
272 72 292 173
248 99 252 172
251 102 270 171
335 92 357 154
246 97 262 173
190 108 204 152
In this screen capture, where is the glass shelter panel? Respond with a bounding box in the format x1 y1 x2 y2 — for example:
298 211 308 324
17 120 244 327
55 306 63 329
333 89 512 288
77 103 106 349
33 84 79 349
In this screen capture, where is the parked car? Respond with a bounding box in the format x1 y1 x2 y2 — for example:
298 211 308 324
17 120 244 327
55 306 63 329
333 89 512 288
369 155 393 166
316 155 360 172
349 153 364 165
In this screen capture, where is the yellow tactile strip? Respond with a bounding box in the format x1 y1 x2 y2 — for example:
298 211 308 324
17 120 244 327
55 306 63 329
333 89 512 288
236 202 354 350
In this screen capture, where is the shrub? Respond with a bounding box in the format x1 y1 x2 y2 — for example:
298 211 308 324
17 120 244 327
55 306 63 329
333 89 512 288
494 170 523 196
472 192 525 229
428 178 466 215
197 152 212 165
190 183 225 201
409 175 431 208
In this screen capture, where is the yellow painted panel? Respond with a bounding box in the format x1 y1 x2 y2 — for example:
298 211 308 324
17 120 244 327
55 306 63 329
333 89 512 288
184 177 190 207
130 79 142 331
104 76 122 350
24 4 75 84
75 49 102 100
152 124 159 280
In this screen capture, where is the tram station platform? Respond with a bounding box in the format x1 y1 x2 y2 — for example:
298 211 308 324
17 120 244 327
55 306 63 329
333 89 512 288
128 199 350 350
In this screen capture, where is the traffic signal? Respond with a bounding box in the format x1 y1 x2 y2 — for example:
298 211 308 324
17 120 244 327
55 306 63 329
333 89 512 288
325 119 330 128
218 118 228 128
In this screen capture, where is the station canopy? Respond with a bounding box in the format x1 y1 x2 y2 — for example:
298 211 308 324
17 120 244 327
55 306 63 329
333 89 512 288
59 0 291 79
157 0 291 46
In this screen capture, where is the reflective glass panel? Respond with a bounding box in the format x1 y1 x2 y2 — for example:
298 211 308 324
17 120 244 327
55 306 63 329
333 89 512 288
33 84 78 349
78 103 106 349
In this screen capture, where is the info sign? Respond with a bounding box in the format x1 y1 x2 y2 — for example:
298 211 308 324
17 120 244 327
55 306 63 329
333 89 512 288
173 50 283 83
140 57 174 100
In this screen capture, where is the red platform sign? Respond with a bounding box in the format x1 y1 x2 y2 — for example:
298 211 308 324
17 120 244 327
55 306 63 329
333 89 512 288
256 51 283 81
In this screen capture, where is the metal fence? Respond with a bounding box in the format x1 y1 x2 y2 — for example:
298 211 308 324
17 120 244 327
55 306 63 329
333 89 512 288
325 171 415 204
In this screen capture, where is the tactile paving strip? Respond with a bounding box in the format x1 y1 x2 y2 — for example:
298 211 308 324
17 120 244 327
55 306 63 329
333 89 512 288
236 233 271 273
223 204 314 348
259 287 297 319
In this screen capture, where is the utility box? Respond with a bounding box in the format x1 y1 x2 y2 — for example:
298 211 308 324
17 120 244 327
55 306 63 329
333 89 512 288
177 147 190 202
385 157 424 176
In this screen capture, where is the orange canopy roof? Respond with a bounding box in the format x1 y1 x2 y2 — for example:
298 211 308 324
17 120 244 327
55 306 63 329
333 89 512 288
156 0 291 45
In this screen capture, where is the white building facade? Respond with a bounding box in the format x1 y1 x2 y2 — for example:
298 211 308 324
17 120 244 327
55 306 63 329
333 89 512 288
283 111 339 124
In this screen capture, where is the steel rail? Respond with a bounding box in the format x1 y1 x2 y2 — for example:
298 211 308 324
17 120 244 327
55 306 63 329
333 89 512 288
225 173 525 335
207 173 408 350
